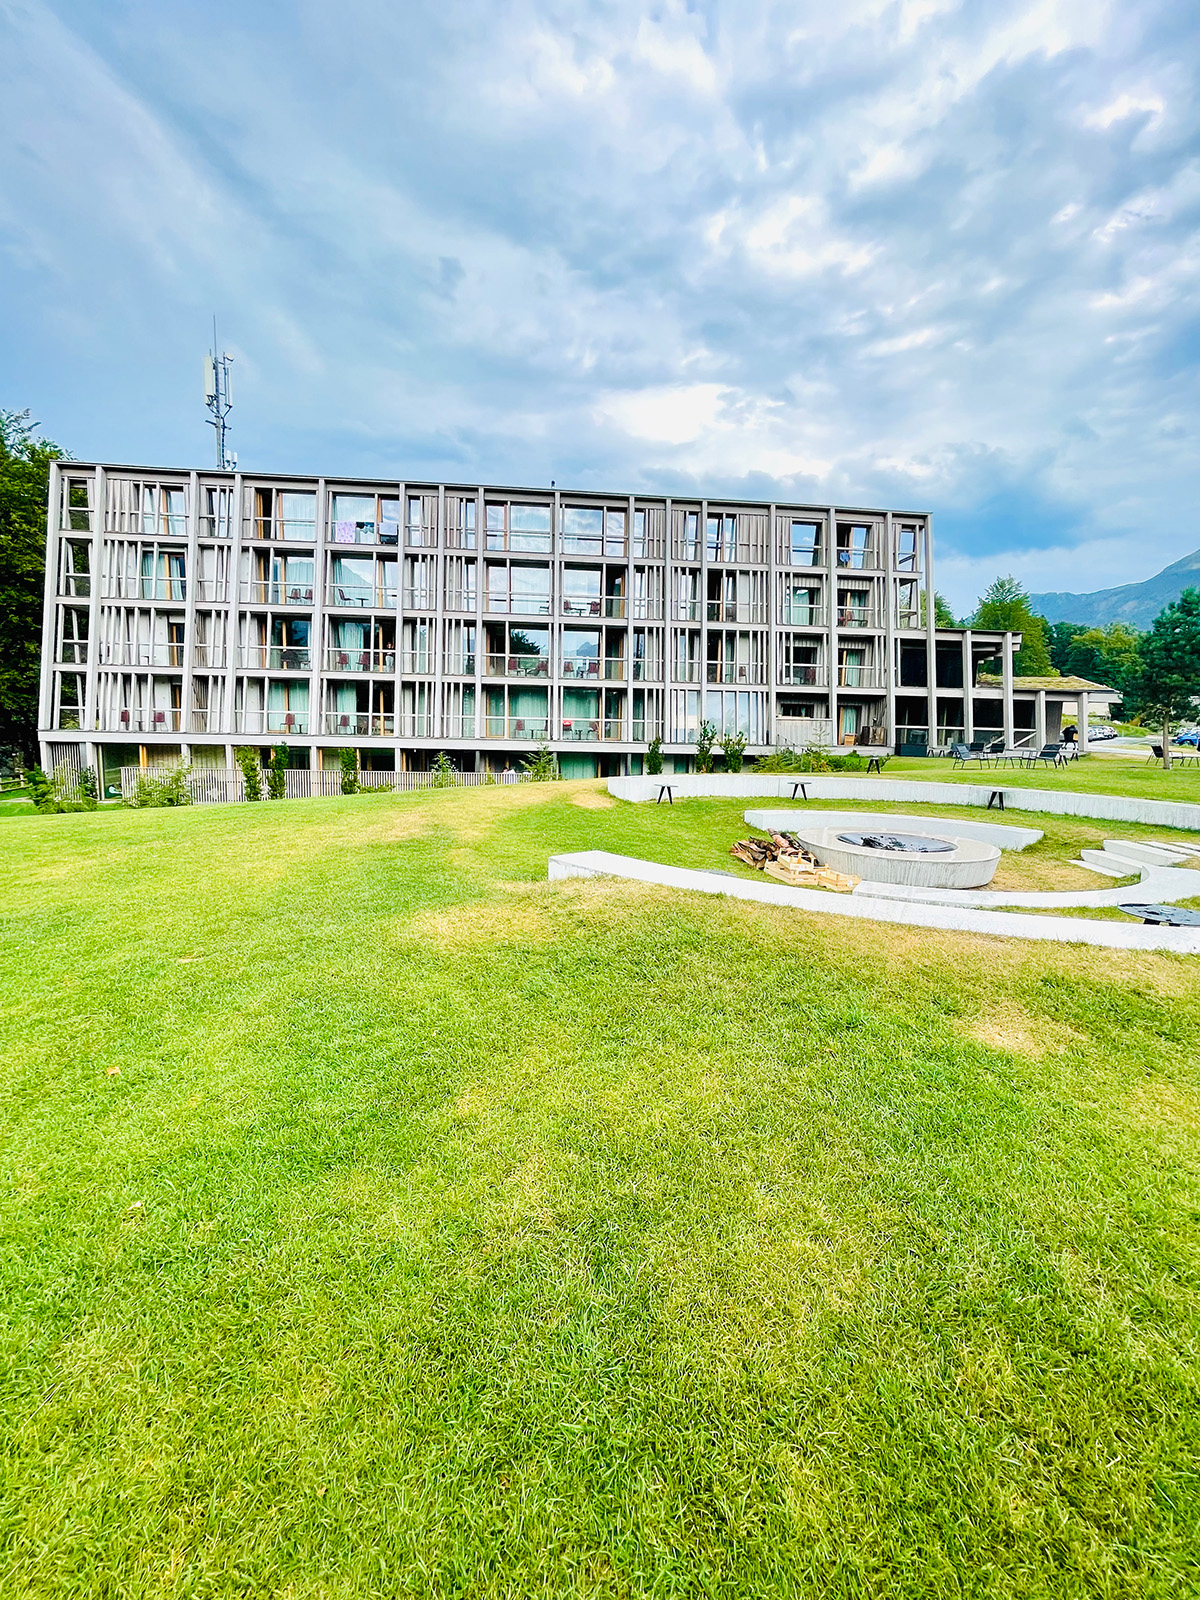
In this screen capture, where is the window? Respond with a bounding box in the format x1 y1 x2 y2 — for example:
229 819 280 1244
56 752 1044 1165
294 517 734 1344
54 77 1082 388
778 696 816 719
487 503 552 553
836 523 872 568
706 514 737 562
331 494 400 546
202 485 235 539
788 521 821 566
675 510 700 560
897 524 920 571
780 578 821 625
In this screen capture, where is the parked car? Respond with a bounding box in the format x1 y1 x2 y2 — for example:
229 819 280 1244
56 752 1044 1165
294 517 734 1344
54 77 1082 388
1086 725 1119 741
1175 729 1200 747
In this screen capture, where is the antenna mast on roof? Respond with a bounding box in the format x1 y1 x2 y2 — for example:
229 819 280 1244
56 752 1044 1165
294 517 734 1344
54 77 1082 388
203 317 236 470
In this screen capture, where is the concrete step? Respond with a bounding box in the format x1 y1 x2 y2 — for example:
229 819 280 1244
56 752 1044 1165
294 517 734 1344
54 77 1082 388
1080 849 1142 876
1101 839 1196 867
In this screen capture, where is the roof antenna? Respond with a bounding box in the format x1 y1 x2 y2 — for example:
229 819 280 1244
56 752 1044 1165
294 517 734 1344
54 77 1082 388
204 317 236 470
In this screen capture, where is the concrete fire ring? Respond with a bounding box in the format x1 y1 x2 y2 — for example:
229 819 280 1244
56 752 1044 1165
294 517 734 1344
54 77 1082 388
790 825 1001 889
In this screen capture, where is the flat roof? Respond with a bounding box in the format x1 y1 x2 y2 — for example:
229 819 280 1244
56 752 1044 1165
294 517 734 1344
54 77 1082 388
54 461 930 520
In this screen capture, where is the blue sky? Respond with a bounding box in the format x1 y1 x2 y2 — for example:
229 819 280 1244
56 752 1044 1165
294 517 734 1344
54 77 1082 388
1 0 1197 612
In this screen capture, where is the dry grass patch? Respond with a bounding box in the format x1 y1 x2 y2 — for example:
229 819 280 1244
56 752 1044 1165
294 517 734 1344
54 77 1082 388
959 1008 1087 1059
570 788 616 810
403 893 557 949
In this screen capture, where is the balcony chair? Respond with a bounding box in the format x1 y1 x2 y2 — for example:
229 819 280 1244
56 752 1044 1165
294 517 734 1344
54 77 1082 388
1020 743 1065 768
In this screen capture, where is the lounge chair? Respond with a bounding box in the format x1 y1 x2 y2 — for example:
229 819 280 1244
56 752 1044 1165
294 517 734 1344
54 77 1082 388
1020 743 1064 768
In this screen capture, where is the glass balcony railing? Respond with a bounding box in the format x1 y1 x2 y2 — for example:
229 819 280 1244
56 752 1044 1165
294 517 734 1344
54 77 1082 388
239 647 312 671
322 712 395 736
241 581 314 606
777 664 825 686
631 659 663 681
235 710 310 734
560 657 624 681
328 583 397 609
325 649 396 673
486 654 549 678
706 663 766 684
484 717 549 739
114 708 184 732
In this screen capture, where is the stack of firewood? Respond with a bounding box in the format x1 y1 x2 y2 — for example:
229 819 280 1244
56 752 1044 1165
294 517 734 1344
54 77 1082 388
729 831 859 893
729 831 818 871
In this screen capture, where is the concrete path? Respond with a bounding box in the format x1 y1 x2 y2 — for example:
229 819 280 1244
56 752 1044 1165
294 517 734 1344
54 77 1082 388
549 850 1200 952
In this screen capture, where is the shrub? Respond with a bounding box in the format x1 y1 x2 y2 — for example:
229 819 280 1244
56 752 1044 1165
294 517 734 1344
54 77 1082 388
431 751 459 788
338 749 359 795
78 766 98 801
25 763 98 812
721 732 748 773
266 743 289 801
237 747 263 802
646 736 663 776
694 720 717 774
127 765 192 808
521 742 559 782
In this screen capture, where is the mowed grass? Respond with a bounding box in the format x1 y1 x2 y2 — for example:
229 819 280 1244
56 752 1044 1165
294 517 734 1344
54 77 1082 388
2 784 1199 1599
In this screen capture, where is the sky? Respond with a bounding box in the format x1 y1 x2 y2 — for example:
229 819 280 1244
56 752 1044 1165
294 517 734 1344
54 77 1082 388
1 0 1198 613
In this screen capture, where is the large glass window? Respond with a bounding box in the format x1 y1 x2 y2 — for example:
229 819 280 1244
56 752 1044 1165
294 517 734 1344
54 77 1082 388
788 521 821 566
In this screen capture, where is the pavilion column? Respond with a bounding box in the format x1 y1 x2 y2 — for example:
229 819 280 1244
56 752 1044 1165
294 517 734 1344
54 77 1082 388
1077 690 1089 753
1035 690 1047 748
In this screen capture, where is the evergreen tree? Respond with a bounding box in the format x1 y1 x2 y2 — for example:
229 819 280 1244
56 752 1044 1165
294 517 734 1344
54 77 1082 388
972 576 1056 676
0 411 67 761
1135 588 1200 770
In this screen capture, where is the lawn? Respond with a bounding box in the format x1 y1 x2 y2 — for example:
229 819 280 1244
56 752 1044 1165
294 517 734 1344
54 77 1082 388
2 782 1199 1598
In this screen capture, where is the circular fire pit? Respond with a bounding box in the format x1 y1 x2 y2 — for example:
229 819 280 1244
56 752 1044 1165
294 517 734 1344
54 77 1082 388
836 831 955 855
789 826 1001 889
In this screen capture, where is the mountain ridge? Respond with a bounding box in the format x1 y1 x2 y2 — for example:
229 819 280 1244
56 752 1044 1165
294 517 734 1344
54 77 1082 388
1029 546 1200 629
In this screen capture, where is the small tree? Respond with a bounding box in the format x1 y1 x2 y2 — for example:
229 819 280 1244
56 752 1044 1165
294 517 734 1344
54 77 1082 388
338 749 359 794
431 750 458 788
78 765 98 801
694 719 717 774
237 747 263 802
645 735 663 776
23 764 57 809
521 741 558 781
266 742 289 800
721 731 748 773
1135 588 1200 771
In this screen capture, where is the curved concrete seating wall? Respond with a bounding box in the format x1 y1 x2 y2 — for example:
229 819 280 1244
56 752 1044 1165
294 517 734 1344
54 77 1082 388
743 809 1042 850
607 775 1200 833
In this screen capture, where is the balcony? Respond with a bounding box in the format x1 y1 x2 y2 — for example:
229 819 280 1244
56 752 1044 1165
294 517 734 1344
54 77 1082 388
328 583 397 610
397 714 434 737
896 609 921 630
484 717 549 739
837 608 881 629
561 595 626 619
123 579 187 602
443 653 477 675
196 516 233 541
328 520 399 547
486 653 549 678
442 715 477 738
483 594 552 617
322 712 395 736
673 600 703 621
239 647 312 671
196 580 229 603
100 644 187 668
706 663 766 684
778 604 827 627
325 648 396 673
114 708 184 733
706 602 768 624
838 667 886 689
243 517 316 544
398 653 434 676
242 581 314 607
236 710 311 734
444 589 477 613
57 643 89 664
188 709 222 732
672 662 702 683
59 575 91 598
629 598 665 620
193 645 227 668
631 720 664 743
560 719 624 742
631 659 663 681
777 664 826 686
560 657 624 681
404 523 435 548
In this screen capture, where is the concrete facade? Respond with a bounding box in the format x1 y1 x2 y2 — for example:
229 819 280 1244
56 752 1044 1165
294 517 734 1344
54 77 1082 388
40 462 1028 787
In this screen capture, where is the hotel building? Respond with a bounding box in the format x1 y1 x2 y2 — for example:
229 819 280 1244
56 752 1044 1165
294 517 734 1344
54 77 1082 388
38 462 1033 790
